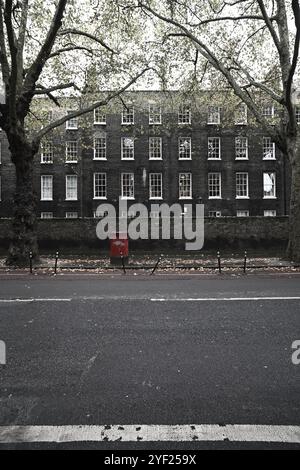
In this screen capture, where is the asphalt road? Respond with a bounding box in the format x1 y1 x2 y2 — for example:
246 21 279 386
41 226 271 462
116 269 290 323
0 274 299 450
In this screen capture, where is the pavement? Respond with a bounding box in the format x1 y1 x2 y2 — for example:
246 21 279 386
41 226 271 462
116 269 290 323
0 274 299 450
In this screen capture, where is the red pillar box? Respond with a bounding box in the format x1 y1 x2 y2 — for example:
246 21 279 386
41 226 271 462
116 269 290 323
109 233 129 265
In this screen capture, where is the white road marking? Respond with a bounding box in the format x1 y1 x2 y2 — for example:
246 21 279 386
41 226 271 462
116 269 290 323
0 424 299 443
151 296 300 302
0 298 71 303
0 296 300 304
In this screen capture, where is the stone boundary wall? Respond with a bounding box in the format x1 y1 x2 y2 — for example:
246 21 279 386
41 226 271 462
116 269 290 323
0 217 289 254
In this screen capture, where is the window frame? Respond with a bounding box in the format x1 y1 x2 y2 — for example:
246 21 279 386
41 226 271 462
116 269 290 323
94 108 106 125
235 104 248 125
65 174 78 201
40 212 53 219
264 210 277 217
41 141 54 164
207 106 221 125
149 104 162 125
236 172 249 199
121 105 134 125
236 210 250 217
65 211 78 219
149 172 163 200
262 137 276 160
94 136 107 160
65 140 78 163
262 105 275 119
121 137 135 160
66 112 78 130
121 172 135 199
208 172 222 199
93 172 107 199
263 172 276 199
178 104 191 125
235 136 248 160
178 137 192 160
149 137 163 160
208 137 221 160
41 175 53 201
179 172 192 199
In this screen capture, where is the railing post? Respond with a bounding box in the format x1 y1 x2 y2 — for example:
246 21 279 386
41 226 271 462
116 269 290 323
54 251 59 275
243 251 247 274
151 255 161 275
120 252 126 274
217 251 221 274
29 251 33 274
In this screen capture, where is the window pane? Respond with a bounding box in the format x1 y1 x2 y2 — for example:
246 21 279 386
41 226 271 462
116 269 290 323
149 173 162 198
94 108 106 124
121 137 134 159
208 137 221 159
94 173 107 198
235 137 248 159
94 137 106 159
263 137 275 159
236 173 249 198
41 141 53 163
207 106 220 124
178 137 191 159
178 105 191 124
149 104 161 124
179 173 192 198
66 141 78 162
208 173 221 198
41 175 53 200
121 173 134 198
235 104 247 125
122 106 134 124
149 137 162 159
66 175 77 200
263 172 276 198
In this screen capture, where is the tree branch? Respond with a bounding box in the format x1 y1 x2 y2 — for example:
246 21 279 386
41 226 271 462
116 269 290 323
256 0 281 54
138 1 280 143
233 60 284 104
16 0 28 93
4 0 18 124
285 0 300 132
0 0 10 85
34 82 79 94
49 45 94 58
58 29 115 54
32 67 150 145
190 14 274 27
20 0 68 115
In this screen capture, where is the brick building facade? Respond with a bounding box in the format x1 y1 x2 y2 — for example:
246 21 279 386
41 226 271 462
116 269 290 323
0 91 295 220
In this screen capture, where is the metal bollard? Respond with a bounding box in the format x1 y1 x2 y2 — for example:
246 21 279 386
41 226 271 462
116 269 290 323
151 256 161 275
243 251 247 274
54 251 59 275
217 251 221 274
29 251 33 274
120 252 126 274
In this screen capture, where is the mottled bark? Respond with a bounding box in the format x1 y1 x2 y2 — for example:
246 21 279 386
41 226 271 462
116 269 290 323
6 146 39 266
287 138 300 262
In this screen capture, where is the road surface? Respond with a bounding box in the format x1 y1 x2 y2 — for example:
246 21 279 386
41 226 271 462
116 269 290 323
0 273 299 449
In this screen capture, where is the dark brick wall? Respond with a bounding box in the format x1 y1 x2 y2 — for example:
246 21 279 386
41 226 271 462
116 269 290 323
0 91 292 219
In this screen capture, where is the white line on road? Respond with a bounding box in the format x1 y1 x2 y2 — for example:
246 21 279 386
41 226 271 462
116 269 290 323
1 296 300 304
0 424 299 444
0 298 72 303
151 296 300 302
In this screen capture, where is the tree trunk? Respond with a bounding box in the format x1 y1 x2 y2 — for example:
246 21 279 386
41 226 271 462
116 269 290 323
6 148 39 266
287 141 300 262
